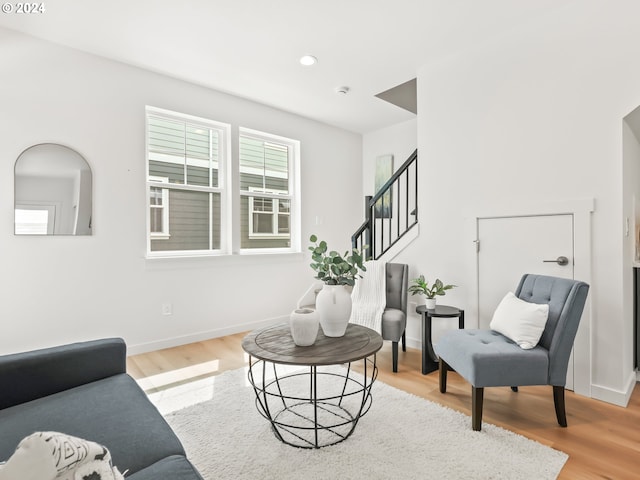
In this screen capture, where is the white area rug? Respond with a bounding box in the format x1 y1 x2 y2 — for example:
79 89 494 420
152 367 568 480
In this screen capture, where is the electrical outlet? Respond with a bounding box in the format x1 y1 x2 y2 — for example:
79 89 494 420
161 303 173 315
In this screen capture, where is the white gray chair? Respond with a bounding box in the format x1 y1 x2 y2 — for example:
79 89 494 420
435 274 589 431
382 263 408 372
297 262 408 372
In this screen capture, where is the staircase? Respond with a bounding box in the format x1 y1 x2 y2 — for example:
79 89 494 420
352 149 418 260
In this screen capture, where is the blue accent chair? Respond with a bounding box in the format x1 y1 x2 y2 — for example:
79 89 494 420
435 274 589 431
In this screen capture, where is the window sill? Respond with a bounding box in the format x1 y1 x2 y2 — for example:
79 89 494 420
144 250 304 267
248 235 290 240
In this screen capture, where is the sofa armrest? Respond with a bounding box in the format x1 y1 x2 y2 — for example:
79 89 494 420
0 338 127 409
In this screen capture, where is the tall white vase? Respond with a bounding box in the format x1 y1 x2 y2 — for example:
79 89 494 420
316 285 352 337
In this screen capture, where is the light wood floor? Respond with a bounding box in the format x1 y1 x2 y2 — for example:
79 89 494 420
127 332 640 479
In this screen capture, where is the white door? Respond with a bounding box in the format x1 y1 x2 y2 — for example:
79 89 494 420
477 214 575 388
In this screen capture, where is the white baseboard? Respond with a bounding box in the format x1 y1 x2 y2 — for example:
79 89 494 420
405 336 421 351
590 372 637 407
126 315 288 356
129 321 424 358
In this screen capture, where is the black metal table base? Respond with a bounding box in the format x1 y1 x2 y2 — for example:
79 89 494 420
246 356 378 448
416 305 465 375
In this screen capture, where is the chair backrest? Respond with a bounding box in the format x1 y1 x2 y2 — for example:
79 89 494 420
515 274 589 385
385 263 408 313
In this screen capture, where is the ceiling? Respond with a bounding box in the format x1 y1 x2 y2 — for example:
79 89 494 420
0 0 571 134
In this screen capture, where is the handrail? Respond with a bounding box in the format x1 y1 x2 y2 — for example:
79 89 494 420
352 149 418 260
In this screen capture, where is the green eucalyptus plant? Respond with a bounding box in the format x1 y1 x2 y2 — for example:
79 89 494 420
308 234 366 286
408 275 456 299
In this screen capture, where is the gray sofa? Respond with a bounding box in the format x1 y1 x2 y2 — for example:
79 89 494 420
0 338 203 479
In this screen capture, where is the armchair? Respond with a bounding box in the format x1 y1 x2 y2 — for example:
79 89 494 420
297 262 408 372
435 274 589 431
382 263 409 372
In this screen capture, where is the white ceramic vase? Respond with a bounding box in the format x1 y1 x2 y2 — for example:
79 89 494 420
289 308 319 346
315 284 352 337
425 297 437 310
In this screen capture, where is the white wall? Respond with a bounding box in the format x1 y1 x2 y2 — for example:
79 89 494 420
362 119 417 197
0 28 362 355
366 1 640 404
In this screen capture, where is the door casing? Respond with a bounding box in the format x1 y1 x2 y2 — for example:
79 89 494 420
469 198 594 397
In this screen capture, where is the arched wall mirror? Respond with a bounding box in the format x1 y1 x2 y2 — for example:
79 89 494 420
14 143 92 235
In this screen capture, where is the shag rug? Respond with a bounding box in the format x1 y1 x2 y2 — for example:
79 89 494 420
151 367 568 480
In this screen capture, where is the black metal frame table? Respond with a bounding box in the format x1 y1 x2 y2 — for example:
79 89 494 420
241 323 383 449
416 305 464 374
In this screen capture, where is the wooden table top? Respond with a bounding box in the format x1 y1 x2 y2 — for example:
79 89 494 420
242 323 383 366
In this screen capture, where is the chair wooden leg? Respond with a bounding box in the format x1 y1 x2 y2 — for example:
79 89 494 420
438 359 448 393
392 341 399 373
401 331 406 352
553 385 567 427
472 387 484 431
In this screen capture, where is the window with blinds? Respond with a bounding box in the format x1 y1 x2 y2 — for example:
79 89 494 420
239 130 297 250
146 107 229 256
145 108 300 257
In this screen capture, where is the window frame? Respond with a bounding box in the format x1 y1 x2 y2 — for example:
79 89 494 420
145 108 301 259
148 175 170 239
145 106 231 258
15 203 56 235
247 187 291 239
238 127 300 254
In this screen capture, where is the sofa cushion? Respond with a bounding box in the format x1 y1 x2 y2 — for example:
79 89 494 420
381 307 406 342
126 455 203 480
0 338 126 410
0 374 185 476
435 329 549 387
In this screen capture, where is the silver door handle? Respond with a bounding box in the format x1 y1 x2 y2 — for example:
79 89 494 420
543 256 569 266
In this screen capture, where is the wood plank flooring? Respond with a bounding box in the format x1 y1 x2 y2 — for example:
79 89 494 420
127 332 640 479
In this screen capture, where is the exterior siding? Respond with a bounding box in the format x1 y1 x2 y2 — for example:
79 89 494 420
150 190 221 252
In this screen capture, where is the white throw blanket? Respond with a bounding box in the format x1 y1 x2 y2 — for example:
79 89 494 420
349 260 386 333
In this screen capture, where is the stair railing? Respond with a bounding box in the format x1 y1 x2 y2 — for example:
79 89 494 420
352 149 418 260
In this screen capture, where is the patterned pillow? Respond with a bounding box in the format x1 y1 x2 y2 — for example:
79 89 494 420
0 431 124 480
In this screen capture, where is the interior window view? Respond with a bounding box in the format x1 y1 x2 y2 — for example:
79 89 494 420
146 111 225 254
146 111 298 256
4 2 640 480
239 133 293 248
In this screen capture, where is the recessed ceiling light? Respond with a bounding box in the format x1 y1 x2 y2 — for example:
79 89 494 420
299 55 317 66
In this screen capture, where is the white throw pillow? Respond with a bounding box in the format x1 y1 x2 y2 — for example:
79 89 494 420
489 292 550 349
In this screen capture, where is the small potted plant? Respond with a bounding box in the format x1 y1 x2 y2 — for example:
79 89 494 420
408 275 456 310
308 234 366 336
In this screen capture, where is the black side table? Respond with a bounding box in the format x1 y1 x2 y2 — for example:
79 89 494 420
416 305 464 374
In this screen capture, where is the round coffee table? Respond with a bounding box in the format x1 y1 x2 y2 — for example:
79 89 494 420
241 322 383 449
